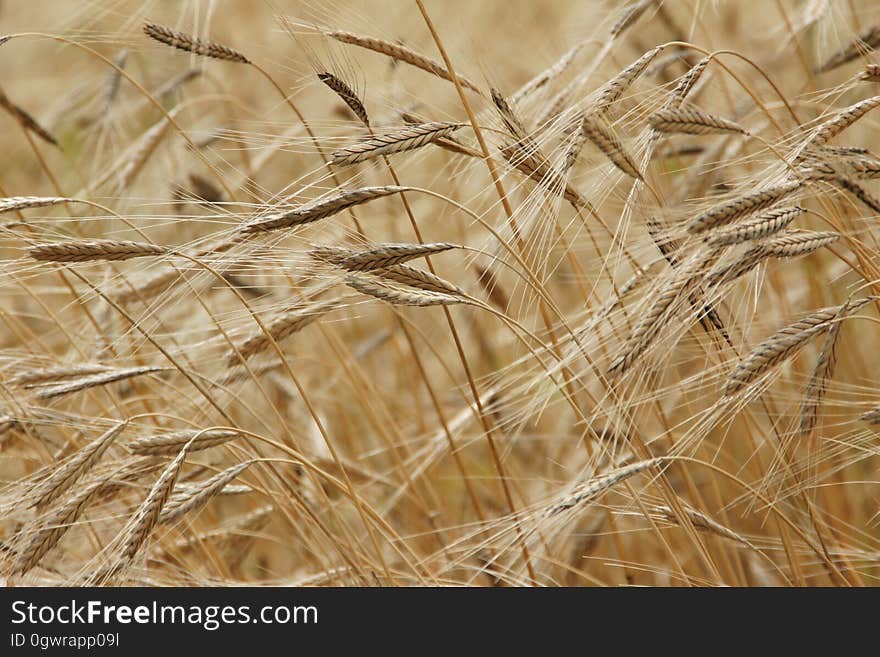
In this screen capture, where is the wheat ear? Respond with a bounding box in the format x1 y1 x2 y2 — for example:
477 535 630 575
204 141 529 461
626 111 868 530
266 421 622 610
330 122 460 165
28 240 167 263
687 180 801 234
127 428 242 456
159 461 254 525
29 421 127 509
143 22 249 63
724 298 872 396
326 30 481 93
815 25 880 73
242 186 410 233
648 106 747 135
544 458 662 517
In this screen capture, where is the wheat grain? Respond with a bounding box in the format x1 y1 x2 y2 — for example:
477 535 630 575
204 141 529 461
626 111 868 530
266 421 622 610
593 46 662 114
229 298 340 365
0 196 71 214
543 458 662 517
114 439 193 570
0 88 58 146
580 114 642 179
345 273 465 307
809 95 880 147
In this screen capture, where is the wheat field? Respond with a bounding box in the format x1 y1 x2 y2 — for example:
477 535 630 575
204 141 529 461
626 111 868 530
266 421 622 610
1 0 880 587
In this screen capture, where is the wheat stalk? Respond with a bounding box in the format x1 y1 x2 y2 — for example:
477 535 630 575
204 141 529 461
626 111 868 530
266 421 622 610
687 180 801 234
113 440 193 571
242 186 410 233
648 106 747 135
318 72 369 126
326 30 481 93
35 365 169 400
815 25 880 73
143 22 249 63
724 298 873 396
798 305 846 436
29 421 127 509
0 88 57 146
543 458 662 517
159 461 254 525
336 242 458 271
127 428 242 456
330 122 460 165
10 363 114 387
0 196 72 214
28 240 167 263
12 476 108 574
229 298 340 365
808 95 880 147
580 114 642 179
345 273 466 307
593 46 662 114
705 206 805 247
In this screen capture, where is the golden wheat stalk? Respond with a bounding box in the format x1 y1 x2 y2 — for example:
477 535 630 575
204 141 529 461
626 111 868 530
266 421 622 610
35 365 169 400
127 428 242 456
808 95 880 147
580 114 642 179
543 458 662 517
798 304 845 436
705 206 805 247
815 25 880 73
687 181 801 234
113 440 193 571
0 196 72 214
345 272 466 307
337 242 458 271
648 106 747 135
229 298 340 365
28 240 167 263
0 88 58 146
326 30 481 93
159 461 254 525
330 122 460 165
592 46 662 114
242 186 410 233
12 476 107 574
143 22 249 63
724 298 873 396
28 421 127 509
318 72 370 126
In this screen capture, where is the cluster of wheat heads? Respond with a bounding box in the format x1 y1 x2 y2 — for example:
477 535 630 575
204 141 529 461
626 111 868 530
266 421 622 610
2 0 880 587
